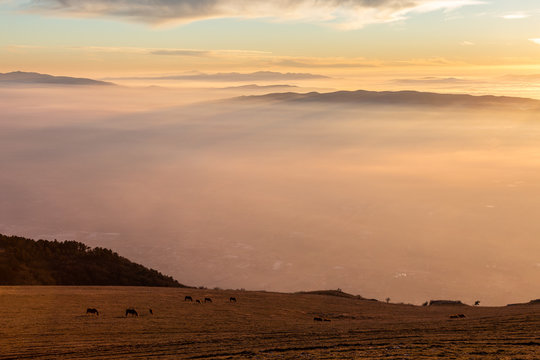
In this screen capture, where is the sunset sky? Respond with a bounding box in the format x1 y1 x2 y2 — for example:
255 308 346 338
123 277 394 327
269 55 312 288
1 0 539 86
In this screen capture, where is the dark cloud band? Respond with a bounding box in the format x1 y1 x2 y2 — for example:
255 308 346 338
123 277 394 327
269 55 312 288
25 0 483 28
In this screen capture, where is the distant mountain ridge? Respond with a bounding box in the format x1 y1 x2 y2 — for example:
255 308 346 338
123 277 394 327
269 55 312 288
0 71 115 86
507 299 540 306
238 89 540 109
0 234 187 287
221 84 298 90
109 71 328 82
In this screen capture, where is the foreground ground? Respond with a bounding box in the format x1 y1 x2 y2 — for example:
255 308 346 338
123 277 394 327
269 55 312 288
0 287 538 359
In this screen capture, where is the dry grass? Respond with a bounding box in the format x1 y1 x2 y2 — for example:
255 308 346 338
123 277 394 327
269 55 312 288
0 286 538 359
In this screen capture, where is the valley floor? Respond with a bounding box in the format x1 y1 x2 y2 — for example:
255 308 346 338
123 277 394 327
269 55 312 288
0 287 538 359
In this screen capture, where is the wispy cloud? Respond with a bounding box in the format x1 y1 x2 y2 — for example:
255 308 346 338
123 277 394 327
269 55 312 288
530 39 540 46
150 48 271 57
150 49 212 57
392 76 470 85
501 13 530 20
67 46 270 57
275 58 378 69
24 0 485 29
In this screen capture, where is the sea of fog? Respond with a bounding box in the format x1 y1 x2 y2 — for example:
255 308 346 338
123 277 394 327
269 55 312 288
0 85 539 305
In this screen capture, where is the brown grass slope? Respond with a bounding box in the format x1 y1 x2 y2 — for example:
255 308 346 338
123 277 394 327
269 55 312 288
0 287 538 359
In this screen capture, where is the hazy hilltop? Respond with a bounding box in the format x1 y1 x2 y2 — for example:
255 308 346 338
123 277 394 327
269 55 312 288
0 234 186 287
0 71 114 86
110 71 328 82
239 89 540 109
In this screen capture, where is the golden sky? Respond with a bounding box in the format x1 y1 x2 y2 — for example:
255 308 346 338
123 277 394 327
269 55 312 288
1 0 540 96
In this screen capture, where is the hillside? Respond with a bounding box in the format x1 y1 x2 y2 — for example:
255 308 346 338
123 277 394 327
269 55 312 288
1 286 539 359
296 289 368 299
238 89 540 109
0 71 114 86
0 234 186 287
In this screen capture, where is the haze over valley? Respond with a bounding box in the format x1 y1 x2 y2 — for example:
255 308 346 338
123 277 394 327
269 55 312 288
1 76 539 305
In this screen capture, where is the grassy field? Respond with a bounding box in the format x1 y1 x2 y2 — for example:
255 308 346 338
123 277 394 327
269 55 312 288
0 286 538 359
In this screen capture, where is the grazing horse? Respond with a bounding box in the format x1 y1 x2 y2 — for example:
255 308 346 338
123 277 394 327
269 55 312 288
196 299 202 304
204 297 212 303
184 296 193 302
474 300 480 306
125 308 138 317
313 317 323 322
86 308 99 316
229 297 237 303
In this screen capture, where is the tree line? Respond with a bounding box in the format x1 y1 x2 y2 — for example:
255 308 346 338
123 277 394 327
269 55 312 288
0 233 186 287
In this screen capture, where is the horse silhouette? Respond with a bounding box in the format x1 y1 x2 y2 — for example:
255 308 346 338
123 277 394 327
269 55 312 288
196 299 202 304
149 308 153 315
229 297 237 303
474 300 480 306
125 308 138 317
313 317 323 322
204 297 212 303
86 308 99 316
184 296 193 302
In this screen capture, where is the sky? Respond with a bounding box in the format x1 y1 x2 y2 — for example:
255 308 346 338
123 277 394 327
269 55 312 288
1 0 540 88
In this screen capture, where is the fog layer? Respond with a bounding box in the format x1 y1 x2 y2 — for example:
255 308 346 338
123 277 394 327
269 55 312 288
1 85 539 305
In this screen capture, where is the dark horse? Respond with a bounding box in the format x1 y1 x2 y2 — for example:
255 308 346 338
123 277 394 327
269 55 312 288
125 308 138 317
86 308 99 316
184 296 193 302
229 297 237 303
204 297 212 303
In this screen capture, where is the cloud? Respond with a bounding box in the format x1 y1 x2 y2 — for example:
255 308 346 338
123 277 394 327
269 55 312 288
24 0 485 29
150 48 270 57
275 58 377 68
530 39 540 46
150 49 212 57
500 74 540 82
501 13 529 20
392 76 469 85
